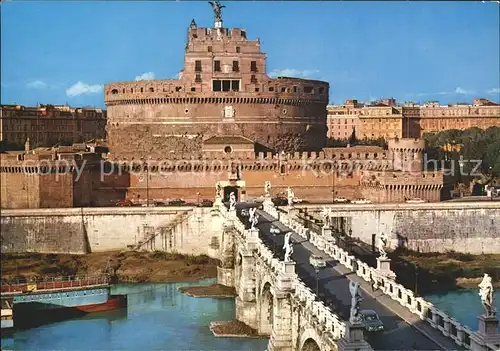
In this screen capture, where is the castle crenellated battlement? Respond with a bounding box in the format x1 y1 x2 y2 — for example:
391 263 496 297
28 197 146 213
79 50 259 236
104 78 328 104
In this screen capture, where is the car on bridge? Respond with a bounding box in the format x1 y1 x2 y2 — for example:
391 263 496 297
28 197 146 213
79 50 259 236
351 199 372 204
360 310 384 332
309 255 327 268
334 197 349 203
405 198 427 203
270 225 280 234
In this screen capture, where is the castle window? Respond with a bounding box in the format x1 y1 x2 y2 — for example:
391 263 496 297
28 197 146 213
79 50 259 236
269 87 274 92
222 80 231 91
236 46 240 53
195 74 202 83
111 89 118 95
122 89 125 93
175 86 182 92
149 87 154 92
250 61 257 72
213 80 222 91
319 87 325 94
195 60 202 72
224 146 233 154
231 80 240 91
208 46 212 52
251 75 257 83
214 60 221 72
185 109 189 114
281 87 287 93
140 88 144 93
255 87 260 92
293 86 297 93
131 88 133 93
304 86 314 94
232 61 239 72
191 87 196 92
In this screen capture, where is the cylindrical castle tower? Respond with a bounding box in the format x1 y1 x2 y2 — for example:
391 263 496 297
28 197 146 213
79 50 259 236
387 138 425 173
104 10 328 159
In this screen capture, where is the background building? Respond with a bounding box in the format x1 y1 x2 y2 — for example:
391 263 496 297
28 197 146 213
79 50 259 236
0 104 107 150
328 98 500 140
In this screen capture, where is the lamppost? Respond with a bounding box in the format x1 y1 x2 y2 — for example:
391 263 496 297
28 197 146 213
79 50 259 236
310 255 326 297
414 262 419 296
146 162 150 207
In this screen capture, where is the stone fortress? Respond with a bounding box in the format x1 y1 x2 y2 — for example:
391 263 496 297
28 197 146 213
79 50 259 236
0 1 452 209
104 5 329 159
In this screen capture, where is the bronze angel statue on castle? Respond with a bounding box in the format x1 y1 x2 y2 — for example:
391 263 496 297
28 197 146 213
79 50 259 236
208 0 225 23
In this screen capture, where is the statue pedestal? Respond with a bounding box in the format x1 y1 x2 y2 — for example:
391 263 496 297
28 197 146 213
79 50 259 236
228 208 237 219
287 206 298 217
376 257 396 279
337 322 372 351
471 314 500 351
214 196 223 206
322 227 334 241
479 314 499 336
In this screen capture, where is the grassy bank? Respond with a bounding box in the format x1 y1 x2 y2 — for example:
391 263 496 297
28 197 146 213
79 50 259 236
392 249 500 293
0 251 220 284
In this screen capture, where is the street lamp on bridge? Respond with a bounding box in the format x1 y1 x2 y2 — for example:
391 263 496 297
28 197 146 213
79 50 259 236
310 255 326 297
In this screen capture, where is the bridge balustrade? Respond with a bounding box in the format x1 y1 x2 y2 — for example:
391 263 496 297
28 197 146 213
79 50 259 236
271 206 481 350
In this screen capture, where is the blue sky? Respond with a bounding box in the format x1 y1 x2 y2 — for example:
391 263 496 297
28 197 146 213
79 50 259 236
1 1 499 108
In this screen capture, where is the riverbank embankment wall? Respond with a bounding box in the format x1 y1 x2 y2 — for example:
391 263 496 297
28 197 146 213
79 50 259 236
300 202 500 254
0 207 224 257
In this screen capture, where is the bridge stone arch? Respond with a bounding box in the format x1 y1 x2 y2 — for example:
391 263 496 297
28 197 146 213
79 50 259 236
299 328 323 351
302 338 321 351
259 281 274 335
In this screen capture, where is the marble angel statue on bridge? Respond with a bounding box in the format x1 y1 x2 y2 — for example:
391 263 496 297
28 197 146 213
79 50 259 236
320 207 332 228
215 183 222 199
479 273 495 316
229 192 236 211
349 281 363 324
283 232 293 262
287 187 295 207
249 208 259 230
378 232 388 258
265 181 271 197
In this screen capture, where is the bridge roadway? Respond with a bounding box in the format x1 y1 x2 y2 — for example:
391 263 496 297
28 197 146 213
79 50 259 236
235 204 457 351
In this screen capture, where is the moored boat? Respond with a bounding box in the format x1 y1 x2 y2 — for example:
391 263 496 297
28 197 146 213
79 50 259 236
1 275 127 329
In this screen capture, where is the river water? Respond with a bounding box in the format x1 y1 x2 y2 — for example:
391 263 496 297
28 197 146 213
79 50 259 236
425 290 500 330
1 279 269 351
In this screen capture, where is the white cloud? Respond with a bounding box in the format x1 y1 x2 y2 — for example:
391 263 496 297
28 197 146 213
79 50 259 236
268 68 320 78
26 80 48 89
454 87 476 95
66 81 103 97
487 88 500 94
135 72 155 81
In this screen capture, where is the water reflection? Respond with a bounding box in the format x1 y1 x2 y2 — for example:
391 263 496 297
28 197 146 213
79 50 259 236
2 279 269 351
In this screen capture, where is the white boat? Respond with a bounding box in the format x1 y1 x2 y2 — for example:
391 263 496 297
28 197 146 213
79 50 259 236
1 298 14 335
